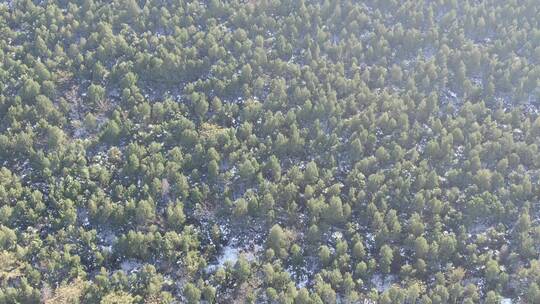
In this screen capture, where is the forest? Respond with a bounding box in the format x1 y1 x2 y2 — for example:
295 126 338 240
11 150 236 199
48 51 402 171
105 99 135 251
0 0 539 303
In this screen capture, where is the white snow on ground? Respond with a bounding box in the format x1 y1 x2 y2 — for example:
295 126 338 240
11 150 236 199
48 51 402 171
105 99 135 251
216 245 241 266
371 274 396 292
98 228 117 246
296 275 309 289
501 298 512 304
285 264 312 289
205 244 239 273
332 231 343 240
99 245 113 253
205 242 260 273
77 208 90 226
72 120 87 139
469 222 490 235
365 233 375 251
120 260 143 273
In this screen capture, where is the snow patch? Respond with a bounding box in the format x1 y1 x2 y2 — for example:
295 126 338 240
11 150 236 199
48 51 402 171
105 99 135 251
206 245 241 273
98 229 117 246
205 242 260 273
120 260 143 274
469 222 490 235
216 245 241 266
371 274 396 292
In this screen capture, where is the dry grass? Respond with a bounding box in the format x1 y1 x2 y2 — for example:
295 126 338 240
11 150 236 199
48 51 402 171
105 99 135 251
44 278 87 304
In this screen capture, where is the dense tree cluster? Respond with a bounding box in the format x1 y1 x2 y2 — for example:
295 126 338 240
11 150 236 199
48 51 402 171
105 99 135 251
0 0 539 303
